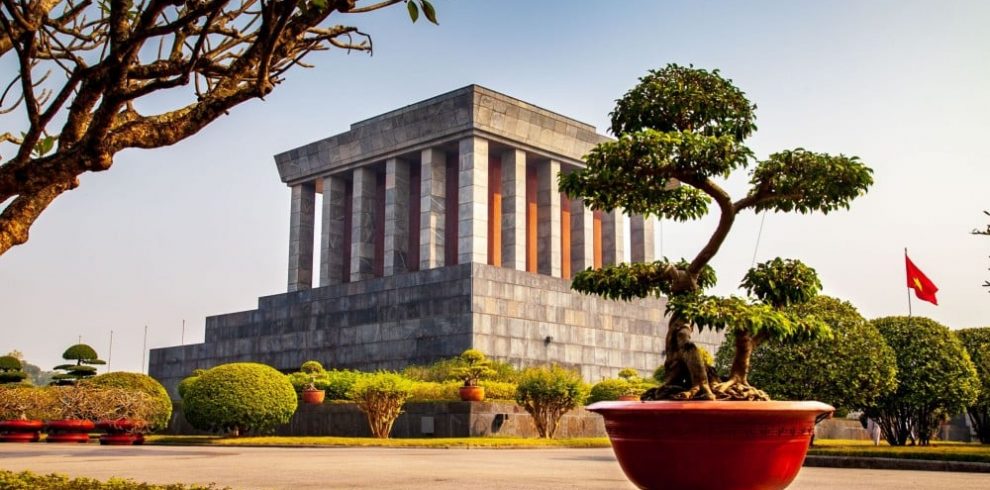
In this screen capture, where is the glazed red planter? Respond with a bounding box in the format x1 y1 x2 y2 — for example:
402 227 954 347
96 419 145 445
301 389 326 404
0 420 44 443
458 385 485 402
587 400 833 490
45 419 96 443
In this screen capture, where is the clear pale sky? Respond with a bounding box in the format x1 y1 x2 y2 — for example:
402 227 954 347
1 1 988 374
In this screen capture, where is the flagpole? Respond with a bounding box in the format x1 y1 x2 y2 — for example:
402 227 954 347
905 248 913 317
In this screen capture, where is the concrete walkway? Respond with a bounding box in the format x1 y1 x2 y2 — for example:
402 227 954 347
1 445 988 489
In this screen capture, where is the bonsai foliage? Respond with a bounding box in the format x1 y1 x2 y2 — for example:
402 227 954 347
0 356 28 384
288 360 331 392
348 372 414 438
561 64 872 401
81 372 172 431
448 349 496 387
515 365 588 438
51 344 106 385
716 296 898 415
956 327 990 443
0 0 439 256
181 363 297 436
0 385 56 420
864 317 979 446
50 385 158 427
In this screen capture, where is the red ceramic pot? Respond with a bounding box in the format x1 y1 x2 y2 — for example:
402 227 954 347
587 400 833 490
458 385 485 402
301 389 326 404
100 433 144 445
45 419 95 443
0 420 44 442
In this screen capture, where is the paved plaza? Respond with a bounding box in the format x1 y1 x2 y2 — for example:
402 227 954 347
1 445 987 489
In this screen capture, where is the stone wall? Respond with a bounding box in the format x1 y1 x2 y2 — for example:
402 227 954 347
149 263 717 398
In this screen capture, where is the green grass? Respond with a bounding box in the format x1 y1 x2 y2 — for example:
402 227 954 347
809 439 990 463
146 435 612 449
0 469 227 490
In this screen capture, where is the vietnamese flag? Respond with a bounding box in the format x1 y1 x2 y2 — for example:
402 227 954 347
905 254 939 305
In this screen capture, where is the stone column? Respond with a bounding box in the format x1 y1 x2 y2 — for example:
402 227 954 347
319 175 347 287
287 182 315 292
537 159 562 277
570 199 594 274
350 167 376 281
602 209 625 265
630 215 656 263
384 158 410 276
501 149 526 271
419 148 446 270
457 137 488 265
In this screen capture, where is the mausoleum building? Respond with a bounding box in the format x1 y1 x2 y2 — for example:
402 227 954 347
149 85 723 396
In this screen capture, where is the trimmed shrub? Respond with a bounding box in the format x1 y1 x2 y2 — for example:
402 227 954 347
515 365 588 438
0 386 57 420
586 378 633 404
51 344 106 386
82 372 172 431
403 355 521 384
956 327 990 443
348 372 414 438
478 380 518 400
181 363 297 436
408 381 460 401
0 356 28 385
300 361 325 374
865 316 979 446
324 370 363 400
0 469 226 489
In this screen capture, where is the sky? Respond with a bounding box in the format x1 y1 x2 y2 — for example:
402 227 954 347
1 0 988 374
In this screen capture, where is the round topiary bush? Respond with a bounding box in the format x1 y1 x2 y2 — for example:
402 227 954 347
51 343 106 385
300 361 325 374
0 356 28 385
181 363 297 436
956 327 990 443
82 372 173 431
587 378 633 404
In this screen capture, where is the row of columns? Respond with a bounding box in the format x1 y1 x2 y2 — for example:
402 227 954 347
287 137 657 292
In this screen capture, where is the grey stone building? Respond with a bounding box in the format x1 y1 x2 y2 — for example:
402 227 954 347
149 85 723 396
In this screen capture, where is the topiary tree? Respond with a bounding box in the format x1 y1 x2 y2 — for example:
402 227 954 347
515 365 588 438
0 356 28 385
561 64 873 401
864 317 979 446
716 296 898 416
956 327 990 443
586 378 635 405
81 372 173 432
448 349 496 387
348 372 414 438
51 344 106 385
181 363 297 436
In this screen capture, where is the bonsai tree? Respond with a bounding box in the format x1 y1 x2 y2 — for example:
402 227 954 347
954 327 990 443
716 295 898 415
515 365 588 438
449 349 496 387
561 64 873 401
864 317 979 446
181 363 297 436
348 372 414 438
288 360 331 392
51 344 106 386
0 356 28 385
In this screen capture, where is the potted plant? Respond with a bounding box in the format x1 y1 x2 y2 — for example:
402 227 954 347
51 344 106 386
449 349 496 402
46 385 98 443
290 361 328 404
0 384 49 443
300 379 326 405
562 64 873 490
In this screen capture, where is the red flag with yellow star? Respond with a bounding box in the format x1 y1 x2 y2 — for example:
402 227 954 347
905 254 938 305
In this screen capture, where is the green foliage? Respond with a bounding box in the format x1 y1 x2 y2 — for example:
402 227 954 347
408 380 460 401
669 294 831 341
323 370 363 400
0 385 58 420
300 361 324 374
82 372 173 431
864 317 980 446
741 258 822 308
449 349 497 386
716 296 897 413
0 356 22 371
52 344 106 385
181 363 297 436
515 365 588 438
62 344 100 361
956 327 990 443
616 368 639 380
348 372 415 438
176 374 200 401
748 149 874 215
0 470 225 490
0 356 27 385
403 354 520 384
571 259 716 301
586 378 634 404
405 0 438 24
478 380 519 400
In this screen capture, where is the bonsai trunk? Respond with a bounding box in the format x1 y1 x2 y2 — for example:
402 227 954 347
711 331 770 401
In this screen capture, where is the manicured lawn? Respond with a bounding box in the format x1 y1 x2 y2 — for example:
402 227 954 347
809 439 990 463
146 435 612 449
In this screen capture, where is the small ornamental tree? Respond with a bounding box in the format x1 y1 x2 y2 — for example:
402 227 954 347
864 317 979 446
82 372 173 431
515 365 588 438
448 349 496 387
956 327 990 443
0 356 28 384
348 372 414 438
181 363 297 436
716 296 898 415
561 64 872 401
51 344 106 385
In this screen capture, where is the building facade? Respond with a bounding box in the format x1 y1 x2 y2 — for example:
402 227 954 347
149 86 723 396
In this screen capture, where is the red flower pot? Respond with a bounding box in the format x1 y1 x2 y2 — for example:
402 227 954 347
587 400 833 490
458 385 485 402
45 419 95 443
100 433 145 445
0 420 44 443
301 389 326 404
